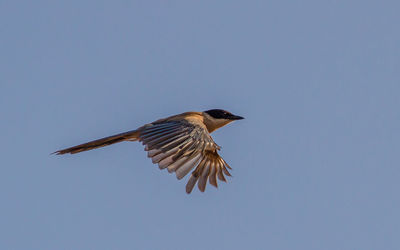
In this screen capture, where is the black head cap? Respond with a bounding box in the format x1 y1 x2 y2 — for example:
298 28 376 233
204 109 244 120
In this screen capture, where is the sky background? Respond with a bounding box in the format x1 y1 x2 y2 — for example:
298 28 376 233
1 1 399 249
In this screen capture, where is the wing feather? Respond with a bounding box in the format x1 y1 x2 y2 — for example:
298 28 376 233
198 163 210 192
141 128 182 144
217 168 226 182
186 157 207 193
138 120 233 193
209 160 218 188
167 155 190 173
175 153 202 180
140 123 181 137
147 133 189 151
156 135 191 151
186 175 199 194
151 148 179 164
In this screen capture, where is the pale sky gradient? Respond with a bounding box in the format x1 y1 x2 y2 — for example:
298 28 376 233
1 1 399 249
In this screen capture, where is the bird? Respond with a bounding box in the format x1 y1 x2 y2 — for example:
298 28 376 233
54 109 244 193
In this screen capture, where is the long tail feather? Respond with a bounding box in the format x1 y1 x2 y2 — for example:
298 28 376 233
53 130 139 155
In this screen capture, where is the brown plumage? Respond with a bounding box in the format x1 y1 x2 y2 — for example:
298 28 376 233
54 130 140 155
54 109 243 193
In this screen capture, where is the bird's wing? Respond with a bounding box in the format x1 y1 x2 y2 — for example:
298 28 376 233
138 120 232 193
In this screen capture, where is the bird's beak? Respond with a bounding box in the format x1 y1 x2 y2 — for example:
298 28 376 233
230 115 244 120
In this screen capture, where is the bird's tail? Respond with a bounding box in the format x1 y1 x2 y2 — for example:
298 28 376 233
53 130 140 155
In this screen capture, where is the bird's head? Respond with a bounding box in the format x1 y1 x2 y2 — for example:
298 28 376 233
204 109 244 121
203 109 244 132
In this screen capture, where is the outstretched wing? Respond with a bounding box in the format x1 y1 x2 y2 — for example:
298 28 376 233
138 120 232 193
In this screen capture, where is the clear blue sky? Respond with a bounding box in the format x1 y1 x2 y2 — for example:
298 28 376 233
1 1 399 249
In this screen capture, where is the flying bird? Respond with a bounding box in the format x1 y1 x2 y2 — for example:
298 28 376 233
54 109 244 193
